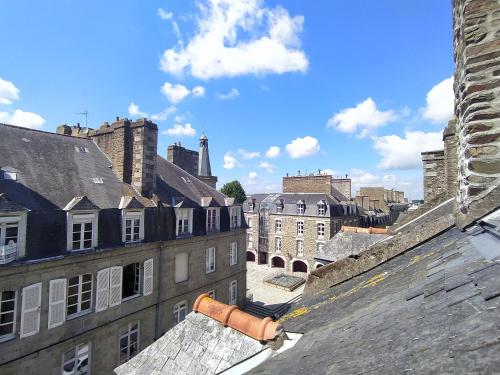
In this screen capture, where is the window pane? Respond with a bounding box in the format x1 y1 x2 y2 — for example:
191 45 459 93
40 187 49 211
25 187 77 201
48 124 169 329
72 232 80 242
81 301 91 311
82 274 92 283
0 312 14 324
67 305 78 316
68 295 78 306
0 323 13 336
84 223 92 231
83 240 91 249
1 300 14 311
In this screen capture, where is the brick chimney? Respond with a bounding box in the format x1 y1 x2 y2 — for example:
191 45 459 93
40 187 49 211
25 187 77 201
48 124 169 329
90 118 158 198
453 0 500 226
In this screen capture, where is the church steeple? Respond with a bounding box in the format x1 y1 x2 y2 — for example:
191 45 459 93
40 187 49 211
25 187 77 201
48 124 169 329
198 132 212 177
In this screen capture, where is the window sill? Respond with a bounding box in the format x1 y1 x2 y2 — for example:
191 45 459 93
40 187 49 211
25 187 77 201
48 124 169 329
206 270 216 274
122 294 140 303
176 233 193 239
67 310 92 321
124 240 144 246
0 334 15 343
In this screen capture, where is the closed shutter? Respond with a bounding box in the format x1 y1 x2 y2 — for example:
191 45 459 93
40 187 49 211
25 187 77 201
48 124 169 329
143 258 153 296
20 283 42 338
48 279 67 329
205 248 210 273
96 268 110 312
109 266 123 307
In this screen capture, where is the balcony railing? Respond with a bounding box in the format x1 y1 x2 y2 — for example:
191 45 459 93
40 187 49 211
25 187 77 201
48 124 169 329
0 242 17 264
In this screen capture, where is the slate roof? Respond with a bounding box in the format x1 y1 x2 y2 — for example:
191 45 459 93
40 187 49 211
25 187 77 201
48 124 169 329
0 123 129 210
249 208 500 374
315 231 387 262
114 311 265 375
156 155 227 207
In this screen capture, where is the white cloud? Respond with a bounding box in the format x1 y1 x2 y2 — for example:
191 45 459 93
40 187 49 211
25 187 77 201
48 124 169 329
158 8 173 20
128 102 148 118
248 171 258 179
351 169 379 185
223 152 240 169
161 82 191 103
373 131 443 170
162 123 196 137
259 161 274 173
265 146 280 158
160 0 308 79
320 168 335 176
421 76 454 123
286 136 320 158
383 174 397 184
327 97 396 137
151 106 176 121
0 77 20 105
0 109 45 129
192 86 206 97
238 148 260 159
216 88 240 100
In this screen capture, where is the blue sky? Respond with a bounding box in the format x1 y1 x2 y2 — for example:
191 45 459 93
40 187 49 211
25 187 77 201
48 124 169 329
0 0 454 199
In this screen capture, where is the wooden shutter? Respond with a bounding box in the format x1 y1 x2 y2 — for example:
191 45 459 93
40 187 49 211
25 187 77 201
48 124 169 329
109 266 123 307
48 279 67 329
96 268 110 312
20 283 42 338
143 258 154 296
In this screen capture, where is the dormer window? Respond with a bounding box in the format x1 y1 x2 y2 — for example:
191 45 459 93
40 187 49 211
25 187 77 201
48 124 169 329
206 208 220 233
0 218 19 264
175 208 193 237
318 202 326 216
297 201 305 215
248 201 255 212
122 210 145 243
276 202 283 214
64 196 100 252
230 207 241 229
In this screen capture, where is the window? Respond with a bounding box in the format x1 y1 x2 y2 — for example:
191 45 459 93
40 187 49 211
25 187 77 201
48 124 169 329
297 221 304 236
119 322 139 364
276 204 283 214
275 220 282 233
247 234 253 249
173 301 187 325
230 207 241 229
0 219 19 264
229 242 238 266
208 290 216 299
122 263 140 300
318 204 326 216
317 242 325 253
297 240 304 257
275 237 282 253
229 281 237 305
122 211 144 243
297 203 305 215
206 208 219 232
0 291 16 341
62 343 90 375
175 209 192 237
67 213 98 252
0 171 17 180
174 253 189 283
67 274 92 318
72 222 92 250
317 223 325 239
206 247 216 273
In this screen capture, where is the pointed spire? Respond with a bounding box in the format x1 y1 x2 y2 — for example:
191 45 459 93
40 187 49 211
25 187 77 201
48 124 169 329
198 132 212 177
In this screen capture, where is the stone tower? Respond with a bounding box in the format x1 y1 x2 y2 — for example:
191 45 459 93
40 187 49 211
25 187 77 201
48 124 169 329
197 133 218 188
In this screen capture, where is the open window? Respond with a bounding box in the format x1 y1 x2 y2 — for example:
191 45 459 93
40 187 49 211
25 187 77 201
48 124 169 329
122 263 141 300
0 290 16 341
62 343 90 375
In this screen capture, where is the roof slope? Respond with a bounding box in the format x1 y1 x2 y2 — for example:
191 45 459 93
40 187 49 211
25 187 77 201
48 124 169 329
250 212 500 374
115 311 265 375
0 124 127 210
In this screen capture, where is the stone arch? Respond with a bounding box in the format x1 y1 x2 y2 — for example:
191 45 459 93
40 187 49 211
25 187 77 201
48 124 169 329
246 250 256 262
292 259 308 273
315 262 324 269
270 255 286 268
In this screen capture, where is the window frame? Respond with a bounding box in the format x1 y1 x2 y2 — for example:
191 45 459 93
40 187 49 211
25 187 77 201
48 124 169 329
61 342 91 375
174 252 189 283
118 321 140 364
206 208 220 233
122 263 141 301
122 210 144 244
317 204 326 216
67 212 98 252
297 203 305 215
173 301 187 326
317 222 325 239
229 242 238 266
247 233 253 249
175 208 193 237
297 240 304 257
229 280 238 305
0 290 17 342
296 220 304 236
275 219 282 234
276 203 283 214
0 216 21 264
275 237 282 253
230 207 241 229
66 274 93 319
206 247 216 274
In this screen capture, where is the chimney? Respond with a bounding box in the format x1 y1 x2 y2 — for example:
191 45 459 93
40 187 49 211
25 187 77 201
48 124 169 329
453 0 500 225
197 132 218 188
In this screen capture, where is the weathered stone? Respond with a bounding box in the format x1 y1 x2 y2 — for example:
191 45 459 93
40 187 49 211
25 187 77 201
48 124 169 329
468 159 500 174
468 133 500 145
466 145 498 157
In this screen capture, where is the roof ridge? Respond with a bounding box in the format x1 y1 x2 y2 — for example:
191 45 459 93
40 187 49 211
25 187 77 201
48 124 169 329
0 122 95 142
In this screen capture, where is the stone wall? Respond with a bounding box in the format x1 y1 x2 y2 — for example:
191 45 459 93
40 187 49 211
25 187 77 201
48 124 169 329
282 175 333 194
332 178 352 199
444 118 459 195
453 0 500 225
167 143 199 177
421 150 446 201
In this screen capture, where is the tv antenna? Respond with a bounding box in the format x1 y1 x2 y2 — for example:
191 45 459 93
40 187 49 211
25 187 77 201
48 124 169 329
77 110 89 127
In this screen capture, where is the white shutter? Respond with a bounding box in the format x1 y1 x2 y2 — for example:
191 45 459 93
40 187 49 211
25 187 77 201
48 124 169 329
48 279 67 329
205 248 210 273
20 283 42 338
143 258 154 296
109 266 123 307
96 268 110 312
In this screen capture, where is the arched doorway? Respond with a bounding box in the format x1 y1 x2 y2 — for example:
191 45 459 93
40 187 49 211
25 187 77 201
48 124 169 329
246 251 256 262
292 260 308 273
271 256 285 268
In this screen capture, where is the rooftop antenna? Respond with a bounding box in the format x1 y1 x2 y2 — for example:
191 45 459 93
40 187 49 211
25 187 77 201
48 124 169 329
77 110 89 127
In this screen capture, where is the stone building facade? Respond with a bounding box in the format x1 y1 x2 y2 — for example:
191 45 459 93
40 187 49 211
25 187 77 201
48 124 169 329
282 172 352 199
453 0 500 225
422 150 446 200
0 122 245 374
354 187 408 225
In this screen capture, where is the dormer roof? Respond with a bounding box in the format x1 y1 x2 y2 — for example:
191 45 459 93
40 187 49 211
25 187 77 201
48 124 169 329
63 196 100 211
0 193 29 212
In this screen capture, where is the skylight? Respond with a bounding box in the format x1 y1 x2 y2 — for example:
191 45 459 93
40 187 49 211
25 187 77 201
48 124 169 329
92 177 103 184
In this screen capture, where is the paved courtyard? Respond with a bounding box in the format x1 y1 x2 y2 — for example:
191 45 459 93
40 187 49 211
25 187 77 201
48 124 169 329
246 261 305 309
